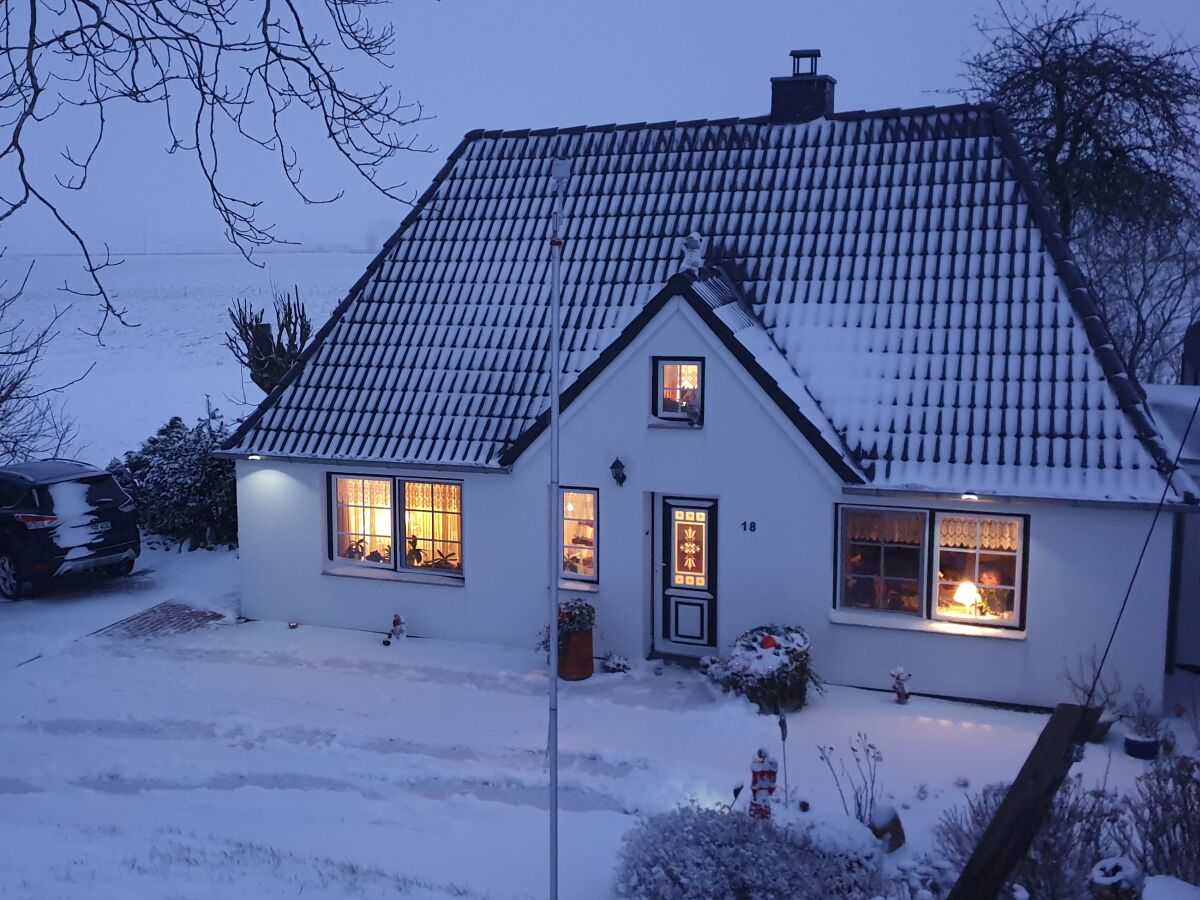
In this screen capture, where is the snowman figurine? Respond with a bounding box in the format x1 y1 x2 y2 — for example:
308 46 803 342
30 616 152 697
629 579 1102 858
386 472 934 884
382 613 406 646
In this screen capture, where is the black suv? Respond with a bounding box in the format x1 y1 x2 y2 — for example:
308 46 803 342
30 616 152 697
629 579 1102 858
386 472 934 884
0 460 141 599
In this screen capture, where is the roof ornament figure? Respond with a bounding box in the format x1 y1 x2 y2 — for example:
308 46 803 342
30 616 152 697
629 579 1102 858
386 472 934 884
679 231 707 271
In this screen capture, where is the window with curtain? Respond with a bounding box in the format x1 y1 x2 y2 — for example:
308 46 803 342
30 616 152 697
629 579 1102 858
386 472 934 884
934 514 1022 626
839 507 926 615
655 358 703 423
329 475 463 576
562 488 598 581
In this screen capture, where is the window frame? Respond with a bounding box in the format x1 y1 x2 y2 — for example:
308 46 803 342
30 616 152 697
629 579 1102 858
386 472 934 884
651 356 705 425
833 503 1029 632
560 486 599 583
836 505 929 617
930 511 1026 631
326 473 465 579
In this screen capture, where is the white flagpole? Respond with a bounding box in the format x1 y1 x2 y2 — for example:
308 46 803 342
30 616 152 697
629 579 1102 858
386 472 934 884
547 156 570 900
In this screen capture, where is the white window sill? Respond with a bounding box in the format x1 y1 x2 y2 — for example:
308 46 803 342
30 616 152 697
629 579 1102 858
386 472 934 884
323 564 464 587
829 608 1026 641
647 418 702 430
559 579 599 593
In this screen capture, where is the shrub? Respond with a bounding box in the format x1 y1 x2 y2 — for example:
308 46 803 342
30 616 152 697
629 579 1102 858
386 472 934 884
818 732 884 826
108 404 237 548
701 624 821 712
614 804 879 900
934 775 1120 900
1117 755 1200 884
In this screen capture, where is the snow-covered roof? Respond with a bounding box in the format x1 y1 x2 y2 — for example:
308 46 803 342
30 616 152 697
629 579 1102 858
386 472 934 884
224 104 1188 504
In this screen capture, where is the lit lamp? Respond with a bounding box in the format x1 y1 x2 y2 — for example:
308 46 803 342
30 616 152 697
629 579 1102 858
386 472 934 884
953 580 980 616
609 457 627 487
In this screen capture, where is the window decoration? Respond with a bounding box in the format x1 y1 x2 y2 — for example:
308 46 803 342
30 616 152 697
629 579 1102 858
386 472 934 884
403 482 463 572
655 359 703 423
934 514 1022 625
561 489 598 580
330 475 462 576
671 508 708 588
840 507 926 614
334 477 394 566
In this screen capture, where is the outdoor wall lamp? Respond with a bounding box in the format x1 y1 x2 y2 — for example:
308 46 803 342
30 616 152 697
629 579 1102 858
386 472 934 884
610 457 627 487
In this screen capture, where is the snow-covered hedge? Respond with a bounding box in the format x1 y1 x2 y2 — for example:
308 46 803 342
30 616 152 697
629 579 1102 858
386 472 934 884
1119 755 1200 886
614 804 879 900
701 625 821 712
108 407 237 548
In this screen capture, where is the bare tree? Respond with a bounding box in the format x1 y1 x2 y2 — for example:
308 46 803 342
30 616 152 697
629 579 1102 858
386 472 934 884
0 254 85 462
225 286 312 394
962 2 1200 239
962 2 1200 383
1 0 428 334
1079 213 1200 383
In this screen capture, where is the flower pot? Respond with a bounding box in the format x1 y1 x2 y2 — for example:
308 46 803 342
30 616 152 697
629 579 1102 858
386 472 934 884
1123 733 1160 761
558 629 594 681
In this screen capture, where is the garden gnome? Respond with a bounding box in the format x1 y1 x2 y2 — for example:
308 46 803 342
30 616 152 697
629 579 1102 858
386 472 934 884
749 747 778 819
382 613 406 646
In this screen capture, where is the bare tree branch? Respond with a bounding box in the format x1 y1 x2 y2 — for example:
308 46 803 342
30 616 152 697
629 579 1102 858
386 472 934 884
0 0 431 335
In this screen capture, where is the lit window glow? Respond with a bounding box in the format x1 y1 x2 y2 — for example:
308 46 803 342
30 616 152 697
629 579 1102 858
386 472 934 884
656 360 703 421
334 477 394 566
331 476 463 575
935 514 1022 625
561 489 597 580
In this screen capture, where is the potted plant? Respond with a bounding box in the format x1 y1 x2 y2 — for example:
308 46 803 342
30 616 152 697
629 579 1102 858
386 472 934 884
1061 648 1122 743
537 598 595 681
1121 686 1163 761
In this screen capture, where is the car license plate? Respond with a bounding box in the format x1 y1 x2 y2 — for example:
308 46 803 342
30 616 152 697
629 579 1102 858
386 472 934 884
95 521 112 532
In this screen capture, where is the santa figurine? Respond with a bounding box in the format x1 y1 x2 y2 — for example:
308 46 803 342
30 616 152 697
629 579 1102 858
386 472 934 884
382 613 406 646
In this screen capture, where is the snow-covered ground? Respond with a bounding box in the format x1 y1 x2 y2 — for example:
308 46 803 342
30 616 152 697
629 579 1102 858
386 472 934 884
4 251 372 464
3 550 1198 899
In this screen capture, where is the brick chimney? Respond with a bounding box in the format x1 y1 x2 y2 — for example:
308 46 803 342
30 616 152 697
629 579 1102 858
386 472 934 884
770 50 835 123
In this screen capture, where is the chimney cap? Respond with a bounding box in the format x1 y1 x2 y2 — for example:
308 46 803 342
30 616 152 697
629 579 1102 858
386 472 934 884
790 49 821 60
787 49 822 77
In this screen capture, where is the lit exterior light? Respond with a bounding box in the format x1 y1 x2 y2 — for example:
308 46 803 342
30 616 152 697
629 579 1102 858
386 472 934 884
248 454 263 461
610 457 627 487
961 492 979 501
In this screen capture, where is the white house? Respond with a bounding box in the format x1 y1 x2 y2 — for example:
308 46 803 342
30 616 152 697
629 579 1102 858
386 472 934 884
220 54 1199 709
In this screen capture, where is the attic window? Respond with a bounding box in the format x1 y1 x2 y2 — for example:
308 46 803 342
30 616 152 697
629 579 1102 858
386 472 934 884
654 358 704 425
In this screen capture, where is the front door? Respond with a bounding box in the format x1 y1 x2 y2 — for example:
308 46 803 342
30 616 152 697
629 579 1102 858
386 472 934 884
655 496 718 656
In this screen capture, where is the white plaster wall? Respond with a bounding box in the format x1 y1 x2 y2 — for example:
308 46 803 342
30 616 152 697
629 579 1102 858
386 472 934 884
235 297 1173 708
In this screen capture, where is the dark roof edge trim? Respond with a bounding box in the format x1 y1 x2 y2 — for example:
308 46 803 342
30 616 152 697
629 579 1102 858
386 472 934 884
988 106 1173 478
496 269 865 484
212 449 508 475
221 134 478 454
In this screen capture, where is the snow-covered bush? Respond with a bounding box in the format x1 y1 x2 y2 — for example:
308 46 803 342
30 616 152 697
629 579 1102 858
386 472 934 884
934 775 1121 900
701 625 821 712
1117 755 1200 885
614 804 879 900
108 406 237 548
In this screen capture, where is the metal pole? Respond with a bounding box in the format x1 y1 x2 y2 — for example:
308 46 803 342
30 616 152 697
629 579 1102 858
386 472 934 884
547 156 570 900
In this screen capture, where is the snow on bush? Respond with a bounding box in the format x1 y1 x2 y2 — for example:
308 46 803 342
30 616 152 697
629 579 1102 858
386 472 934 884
701 624 821 712
1117 755 1200 885
934 774 1120 900
614 803 880 900
108 405 237 548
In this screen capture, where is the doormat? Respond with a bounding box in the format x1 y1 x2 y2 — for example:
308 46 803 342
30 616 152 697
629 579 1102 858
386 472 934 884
95 601 224 639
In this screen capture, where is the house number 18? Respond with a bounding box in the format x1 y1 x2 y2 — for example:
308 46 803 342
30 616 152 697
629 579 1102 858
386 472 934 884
740 521 757 532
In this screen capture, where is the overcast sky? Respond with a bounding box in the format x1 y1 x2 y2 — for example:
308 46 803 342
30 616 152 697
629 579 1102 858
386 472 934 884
10 0 1198 256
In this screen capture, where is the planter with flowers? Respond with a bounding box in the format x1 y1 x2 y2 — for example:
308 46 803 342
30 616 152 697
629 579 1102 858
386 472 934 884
537 598 596 681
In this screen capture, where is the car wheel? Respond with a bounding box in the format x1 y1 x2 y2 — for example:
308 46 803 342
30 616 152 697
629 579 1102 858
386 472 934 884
104 558 135 577
0 553 25 600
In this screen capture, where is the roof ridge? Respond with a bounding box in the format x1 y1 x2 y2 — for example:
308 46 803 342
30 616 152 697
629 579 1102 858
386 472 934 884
461 101 997 142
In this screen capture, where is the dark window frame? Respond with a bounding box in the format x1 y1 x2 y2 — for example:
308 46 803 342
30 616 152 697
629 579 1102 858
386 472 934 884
651 356 705 425
326 472 465 579
832 503 1030 632
560 485 599 583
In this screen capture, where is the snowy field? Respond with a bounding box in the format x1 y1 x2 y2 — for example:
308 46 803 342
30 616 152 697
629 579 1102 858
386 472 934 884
3 250 373 463
2 549 1198 898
